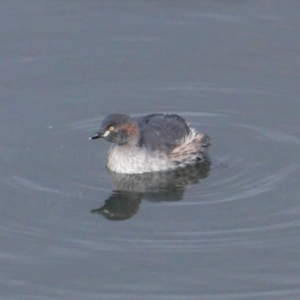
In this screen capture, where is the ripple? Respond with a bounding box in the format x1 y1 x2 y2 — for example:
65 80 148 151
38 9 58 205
187 164 297 205
69 109 300 209
114 216 300 253
239 124 300 144
84 109 300 262
68 116 102 132
9 176 62 194
2 107 300 300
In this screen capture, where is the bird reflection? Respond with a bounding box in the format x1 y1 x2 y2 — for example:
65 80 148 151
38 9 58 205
91 161 210 221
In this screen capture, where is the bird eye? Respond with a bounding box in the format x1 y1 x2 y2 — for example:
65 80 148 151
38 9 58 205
109 126 114 131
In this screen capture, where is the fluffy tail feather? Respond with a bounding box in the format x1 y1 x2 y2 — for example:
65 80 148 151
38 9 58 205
170 131 211 168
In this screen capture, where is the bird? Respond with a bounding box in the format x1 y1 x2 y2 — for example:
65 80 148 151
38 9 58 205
90 113 210 174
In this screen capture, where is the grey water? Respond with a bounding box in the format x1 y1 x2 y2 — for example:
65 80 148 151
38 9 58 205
1 1 300 299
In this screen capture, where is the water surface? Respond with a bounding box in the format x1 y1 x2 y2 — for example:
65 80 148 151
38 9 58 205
1 1 300 299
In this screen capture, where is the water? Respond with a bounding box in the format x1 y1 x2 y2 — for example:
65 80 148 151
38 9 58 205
1 1 300 299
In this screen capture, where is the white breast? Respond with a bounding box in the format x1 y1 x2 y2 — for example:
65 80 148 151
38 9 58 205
106 145 171 174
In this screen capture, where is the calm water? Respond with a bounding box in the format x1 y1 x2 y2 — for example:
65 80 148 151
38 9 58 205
1 1 300 299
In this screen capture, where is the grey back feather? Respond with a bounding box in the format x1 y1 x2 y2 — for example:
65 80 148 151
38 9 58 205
136 114 191 152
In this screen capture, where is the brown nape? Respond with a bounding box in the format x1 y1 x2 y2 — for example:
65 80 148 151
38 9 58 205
120 122 139 138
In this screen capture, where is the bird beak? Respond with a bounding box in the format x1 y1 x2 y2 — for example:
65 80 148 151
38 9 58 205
89 129 111 140
89 133 101 140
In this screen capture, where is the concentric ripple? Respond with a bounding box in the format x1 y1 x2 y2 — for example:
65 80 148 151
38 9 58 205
70 109 300 207
92 109 300 252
